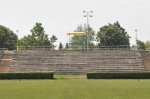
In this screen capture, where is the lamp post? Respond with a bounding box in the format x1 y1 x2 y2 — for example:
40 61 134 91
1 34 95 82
16 30 19 51
135 29 138 50
83 10 93 50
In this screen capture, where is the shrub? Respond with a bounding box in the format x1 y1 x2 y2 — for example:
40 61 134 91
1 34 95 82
87 72 150 79
0 72 54 79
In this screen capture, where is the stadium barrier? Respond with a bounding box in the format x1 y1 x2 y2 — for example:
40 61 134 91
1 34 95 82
10 50 144 74
17 45 130 51
17 46 53 51
0 50 4 62
0 48 8 50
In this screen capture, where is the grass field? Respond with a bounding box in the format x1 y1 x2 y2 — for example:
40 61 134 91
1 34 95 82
0 75 150 99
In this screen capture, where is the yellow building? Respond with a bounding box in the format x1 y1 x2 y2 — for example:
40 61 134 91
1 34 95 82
67 32 86 50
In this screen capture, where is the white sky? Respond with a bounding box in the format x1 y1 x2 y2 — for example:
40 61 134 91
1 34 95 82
0 0 150 46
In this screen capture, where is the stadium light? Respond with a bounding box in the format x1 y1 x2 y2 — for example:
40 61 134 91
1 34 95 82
83 10 93 50
16 30 19 51
135 29 138 50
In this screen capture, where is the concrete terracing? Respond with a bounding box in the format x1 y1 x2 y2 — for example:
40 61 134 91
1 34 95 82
140 51 150 71
0 51 15 72
8 50 144 74
0 50 3 60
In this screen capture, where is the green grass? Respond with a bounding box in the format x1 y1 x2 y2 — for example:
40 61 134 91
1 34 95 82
0 75 150 99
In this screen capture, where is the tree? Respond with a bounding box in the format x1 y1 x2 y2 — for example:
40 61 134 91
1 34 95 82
19 22 50 46
0 25 17 50
50 35 57 49
19 22 57 49
70 24 95 49
145 41 150 50
31 23 44 37
58 42 63 50
18 35 35 46
74 24 95 43
96 21 130 47
65 43 69 49
30 22 51 46
137 40 146 50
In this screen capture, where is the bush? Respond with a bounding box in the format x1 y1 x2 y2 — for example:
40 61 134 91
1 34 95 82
87 72 150 79
0 72 54 79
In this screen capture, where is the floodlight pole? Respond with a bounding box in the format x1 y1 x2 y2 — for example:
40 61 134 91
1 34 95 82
83 11 93 50
135 29 138 50
16 30 19 51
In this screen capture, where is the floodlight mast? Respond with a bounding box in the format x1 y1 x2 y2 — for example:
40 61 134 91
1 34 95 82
135 29 138 50
16 30 19 51
83 10 93 50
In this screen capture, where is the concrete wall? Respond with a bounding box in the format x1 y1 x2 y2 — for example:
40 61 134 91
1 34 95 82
0 51 14 72
10 50 144 74
141 51 150 71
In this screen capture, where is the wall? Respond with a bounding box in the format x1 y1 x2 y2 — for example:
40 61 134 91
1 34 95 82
140 51 150 71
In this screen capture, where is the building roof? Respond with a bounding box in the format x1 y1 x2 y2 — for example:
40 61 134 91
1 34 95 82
67 32 86 36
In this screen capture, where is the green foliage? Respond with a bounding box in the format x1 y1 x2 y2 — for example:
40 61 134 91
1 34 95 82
87 72 150 79
50 35 57 49
65 43 69 49
0 25 17 50
0 72 54 79
96 21 130 47
145 41 150 50
59 42 63 50
50 35 57 43
137 40 146 50
70 24 95 49
70 36 85 49
74 24 95 42
31 23 44 37
18 23 57 49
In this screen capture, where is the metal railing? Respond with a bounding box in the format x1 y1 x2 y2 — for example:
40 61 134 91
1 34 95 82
0 49 5 62
17 45 131 51
17 46 53 51
66 45 130 51
0 48 8 50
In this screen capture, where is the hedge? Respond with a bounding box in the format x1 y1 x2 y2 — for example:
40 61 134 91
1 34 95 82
0 72 54 79
87 72 150 79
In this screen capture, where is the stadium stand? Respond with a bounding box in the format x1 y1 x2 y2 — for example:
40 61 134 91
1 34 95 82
0 50 4 62
0 51 14 72
10 50 144 74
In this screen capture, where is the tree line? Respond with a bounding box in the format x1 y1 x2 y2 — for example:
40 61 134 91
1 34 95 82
18 23 57 50
0 22 149 50
0 23 57 50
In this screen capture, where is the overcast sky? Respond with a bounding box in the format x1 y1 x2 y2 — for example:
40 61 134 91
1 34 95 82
0 0 150 46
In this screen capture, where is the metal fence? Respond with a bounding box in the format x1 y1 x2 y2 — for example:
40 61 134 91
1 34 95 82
17 45 130 51
17 46 53 51
0 48 8 50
